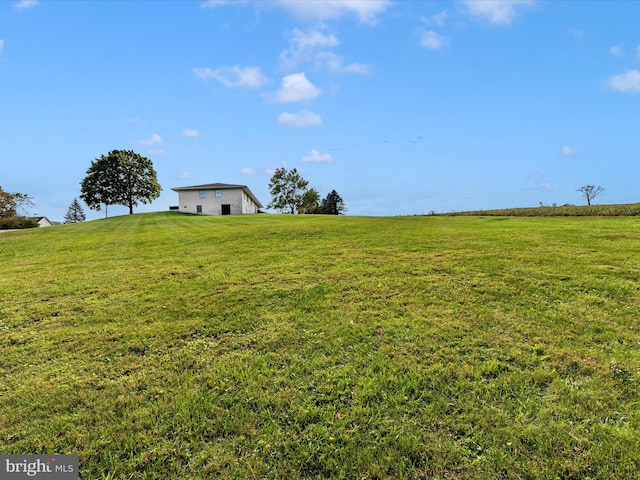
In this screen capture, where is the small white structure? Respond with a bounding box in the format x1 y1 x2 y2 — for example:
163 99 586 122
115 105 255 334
33 216 54 227
171 183 263 216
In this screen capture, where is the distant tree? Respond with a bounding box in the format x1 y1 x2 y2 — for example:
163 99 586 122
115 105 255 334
0 217 38 230
267 167 310 214
0 185 33 218
64 198 86 223
80 150 161 215
577 185 604 206
299 188 321 214
321 189 347 215
0 186 36 229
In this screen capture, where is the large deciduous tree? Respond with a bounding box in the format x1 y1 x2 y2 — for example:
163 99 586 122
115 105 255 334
268 167 310 214
321 189 346 215
577 185 604 206
80 150 161 215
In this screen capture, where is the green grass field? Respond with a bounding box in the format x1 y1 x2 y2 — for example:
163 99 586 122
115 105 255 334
1 212 639 479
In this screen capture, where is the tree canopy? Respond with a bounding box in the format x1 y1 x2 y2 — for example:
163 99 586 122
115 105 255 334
299 188 321 214
80 150 161 215
267 167 310 214
266 169 347 215
321 190 347 215
0 186 37 229
0 185 33 218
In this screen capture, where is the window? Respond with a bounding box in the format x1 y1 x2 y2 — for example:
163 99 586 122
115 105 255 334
215 189 222 198
196 205 202 214
199 190 206 198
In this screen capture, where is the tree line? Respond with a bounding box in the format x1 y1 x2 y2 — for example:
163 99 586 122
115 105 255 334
267 167 346 215
3 145 608 227
2 150 345 229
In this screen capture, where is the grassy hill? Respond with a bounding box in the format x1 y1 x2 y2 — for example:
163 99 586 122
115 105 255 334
2 212 639 479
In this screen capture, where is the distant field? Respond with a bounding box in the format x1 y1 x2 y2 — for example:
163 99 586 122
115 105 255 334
441 202 640 217
1 212 639 479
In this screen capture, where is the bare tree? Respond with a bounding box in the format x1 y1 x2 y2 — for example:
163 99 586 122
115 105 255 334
577 185 604 206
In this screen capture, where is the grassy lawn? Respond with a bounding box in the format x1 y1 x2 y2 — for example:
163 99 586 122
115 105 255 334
1 212 639 479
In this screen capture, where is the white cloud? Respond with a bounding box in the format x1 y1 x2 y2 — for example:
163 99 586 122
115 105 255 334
608 70 640 93
279 28 368 74
460 0 537 25
302 149 333 163
422 10 448 27
609 44 623 57
274 0 392 25
560 146 577 157
139 134 163 146
278 110 323 128
182 129 200 138
280 28 339 70
0 39 4 53
14 0 38 9
193 66 268 89
178 172 191 179
269 72 322 103
314 51 369 74
241 167 256 175
200 0 248 8
292 28 339 50
199 0 391 24
421 31 449 50
149 149 166 155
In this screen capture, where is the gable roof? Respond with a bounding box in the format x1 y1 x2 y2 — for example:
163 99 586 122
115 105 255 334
29 216 54 226
171 183 263 208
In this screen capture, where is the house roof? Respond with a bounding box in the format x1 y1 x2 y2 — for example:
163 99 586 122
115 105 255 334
171 183 263 208
29 216 54 226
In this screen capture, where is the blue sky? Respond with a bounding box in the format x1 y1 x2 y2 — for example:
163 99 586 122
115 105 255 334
1 0 640 220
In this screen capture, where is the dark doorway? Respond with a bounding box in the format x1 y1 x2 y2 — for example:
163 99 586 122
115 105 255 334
222 204 231 215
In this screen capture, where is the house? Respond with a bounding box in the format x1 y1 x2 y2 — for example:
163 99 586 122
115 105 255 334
171 183 263 216
31 216 54 227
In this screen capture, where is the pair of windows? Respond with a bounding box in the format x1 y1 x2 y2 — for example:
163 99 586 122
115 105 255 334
199 190 222 198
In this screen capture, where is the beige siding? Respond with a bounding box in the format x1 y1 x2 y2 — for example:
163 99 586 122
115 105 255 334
242 191 260 214
178 188 260 215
